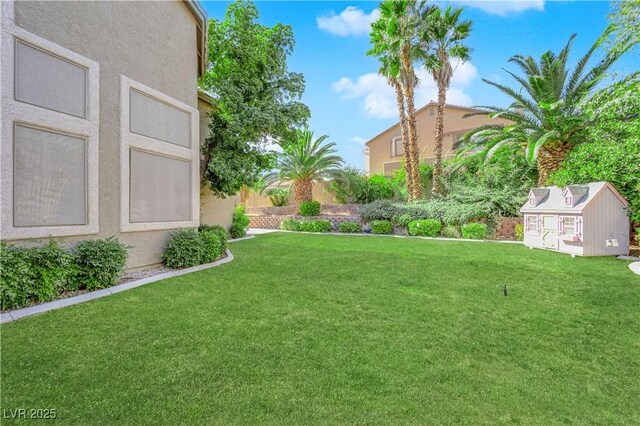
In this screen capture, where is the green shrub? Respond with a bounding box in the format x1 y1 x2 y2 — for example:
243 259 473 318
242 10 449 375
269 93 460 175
298 219 332 233
370 220 393 235
280 219 301 231
394 213 414 228
461 223 488 240
230 205 250 239
73 238 128 291
199 224 229 252
0 243 32 310
359 200 400 222
162 229 204 269
515 223 524 241
266 188 290 207
27 240 73 301
408 219 442 237
441 225 461 239
299 200 321 216
338 221 361 233
200 230 223 264
328 168 397 204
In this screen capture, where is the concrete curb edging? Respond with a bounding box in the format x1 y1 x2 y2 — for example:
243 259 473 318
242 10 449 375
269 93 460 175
1 249 236 324
629 262 640 275
228 235 256 242
274 230 524 244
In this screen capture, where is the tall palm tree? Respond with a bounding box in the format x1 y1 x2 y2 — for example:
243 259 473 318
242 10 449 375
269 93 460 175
422 5 471 194
457 27 631 185
369 0 431 200
263 128 343 205
369 52 414 197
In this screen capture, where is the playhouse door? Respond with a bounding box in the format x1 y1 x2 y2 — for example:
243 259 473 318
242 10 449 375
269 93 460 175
542 215 558 249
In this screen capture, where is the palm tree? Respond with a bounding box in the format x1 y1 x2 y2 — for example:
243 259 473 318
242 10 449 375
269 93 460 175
457 27 632 185
263 128 343 205
369 52 414 198
422 5 472 194
369 0 431 200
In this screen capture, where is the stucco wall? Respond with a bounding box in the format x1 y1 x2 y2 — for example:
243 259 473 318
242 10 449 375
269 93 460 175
12 1 199 269
198 98 239 229
367 104 512 175
243 181 338 208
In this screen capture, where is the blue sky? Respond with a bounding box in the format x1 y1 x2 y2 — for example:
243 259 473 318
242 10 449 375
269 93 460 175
201 1 638 169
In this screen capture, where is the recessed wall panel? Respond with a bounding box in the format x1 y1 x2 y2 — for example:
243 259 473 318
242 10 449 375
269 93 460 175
14 125 87 226
129 149 191 223
130 90 191 147
15 40 87 118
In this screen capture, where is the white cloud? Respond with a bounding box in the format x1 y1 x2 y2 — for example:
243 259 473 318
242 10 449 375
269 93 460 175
453 0 544 16
350 136 368 146
332 60 478 119
317 6 380 36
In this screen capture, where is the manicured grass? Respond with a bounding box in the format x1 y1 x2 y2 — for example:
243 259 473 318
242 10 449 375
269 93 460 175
2 233 639 424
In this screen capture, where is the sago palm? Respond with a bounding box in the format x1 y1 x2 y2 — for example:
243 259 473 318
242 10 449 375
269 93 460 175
369 0 431 200
457 27 631 185
263 128 343 205
422 5 471 194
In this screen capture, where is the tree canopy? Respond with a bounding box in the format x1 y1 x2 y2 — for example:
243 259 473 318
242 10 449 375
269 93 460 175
199 0 310 197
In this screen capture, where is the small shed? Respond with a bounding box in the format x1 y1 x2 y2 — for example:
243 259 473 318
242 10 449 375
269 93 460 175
520 182 629 256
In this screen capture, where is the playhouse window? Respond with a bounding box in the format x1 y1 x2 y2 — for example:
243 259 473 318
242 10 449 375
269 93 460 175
565 196 572 206
526 216 537 232
563 217 576 236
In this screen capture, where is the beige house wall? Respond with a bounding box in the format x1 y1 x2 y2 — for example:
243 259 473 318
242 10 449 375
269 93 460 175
8 1 201 269
366 103 512 175
198 98 240 229
243 181 337 208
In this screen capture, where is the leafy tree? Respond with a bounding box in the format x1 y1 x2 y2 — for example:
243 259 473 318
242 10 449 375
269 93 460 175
369 0 432 200
607 0 640 54
199 0 309 197
548 72 640 224
457 27 632 185
263 129 343 205
421 5 471 194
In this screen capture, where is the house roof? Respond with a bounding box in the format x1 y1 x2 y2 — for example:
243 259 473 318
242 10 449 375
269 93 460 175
184 1 208 76
364 102 488 146
520 181 628 214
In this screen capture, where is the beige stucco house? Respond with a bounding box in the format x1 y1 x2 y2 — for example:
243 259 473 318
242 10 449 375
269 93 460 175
1 1 237 270
365 102 512 175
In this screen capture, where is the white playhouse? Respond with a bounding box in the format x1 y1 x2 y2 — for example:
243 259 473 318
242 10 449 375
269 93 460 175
520 182 629 256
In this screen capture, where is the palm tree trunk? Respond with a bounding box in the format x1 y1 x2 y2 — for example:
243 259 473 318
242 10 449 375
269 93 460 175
293 178 313 205
401 47 422 200
432 85 447 194
392 80 414 200
536 142 573 185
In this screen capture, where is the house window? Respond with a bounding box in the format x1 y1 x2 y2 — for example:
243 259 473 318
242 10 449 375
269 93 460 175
526 215 537 232
120 76 199 232
429 108 435 116
563 217 576 236
565 196 572 206
1 5 99 240
391 136 404 157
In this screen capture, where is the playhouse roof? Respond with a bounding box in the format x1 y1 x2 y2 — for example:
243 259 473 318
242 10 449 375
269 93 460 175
520 181 628 214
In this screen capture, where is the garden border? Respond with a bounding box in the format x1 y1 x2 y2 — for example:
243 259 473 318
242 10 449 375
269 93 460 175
0 242 249 324
275 230 524 244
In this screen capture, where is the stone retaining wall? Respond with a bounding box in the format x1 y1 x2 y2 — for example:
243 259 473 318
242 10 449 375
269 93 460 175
494 217 523 240
249 214 364 230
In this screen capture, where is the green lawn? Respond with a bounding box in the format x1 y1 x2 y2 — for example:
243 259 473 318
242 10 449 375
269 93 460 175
2 233 639 424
